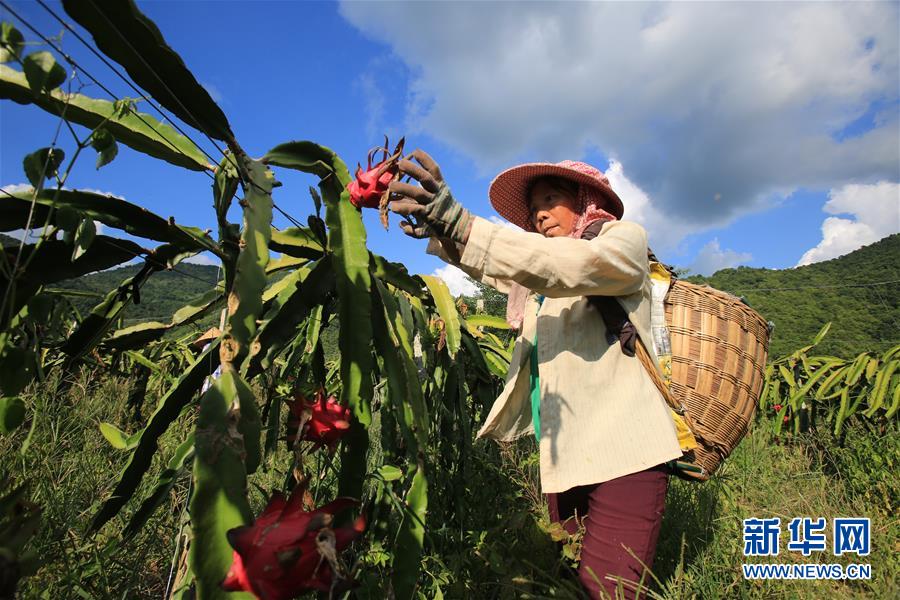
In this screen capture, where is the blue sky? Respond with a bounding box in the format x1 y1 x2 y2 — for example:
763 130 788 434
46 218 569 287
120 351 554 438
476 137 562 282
2 1 898 294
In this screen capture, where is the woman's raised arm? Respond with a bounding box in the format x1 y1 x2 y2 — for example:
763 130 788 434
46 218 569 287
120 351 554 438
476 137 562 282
457 217 647 298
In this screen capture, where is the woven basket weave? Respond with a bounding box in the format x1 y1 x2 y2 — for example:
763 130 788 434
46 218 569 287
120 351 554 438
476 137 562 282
664 280 770 480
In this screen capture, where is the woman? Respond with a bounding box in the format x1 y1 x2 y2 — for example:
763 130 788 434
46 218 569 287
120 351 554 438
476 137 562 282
389 150 682 599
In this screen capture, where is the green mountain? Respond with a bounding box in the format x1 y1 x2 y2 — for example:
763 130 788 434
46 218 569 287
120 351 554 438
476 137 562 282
685 234 899 358
56 262 222 325
53 234 898 359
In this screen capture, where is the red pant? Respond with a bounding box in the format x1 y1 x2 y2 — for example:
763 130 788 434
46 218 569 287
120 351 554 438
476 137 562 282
547 465 669 599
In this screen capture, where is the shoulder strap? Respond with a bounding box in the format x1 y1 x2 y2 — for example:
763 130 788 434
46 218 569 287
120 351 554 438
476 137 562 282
581 220 637 356
582 224 697 422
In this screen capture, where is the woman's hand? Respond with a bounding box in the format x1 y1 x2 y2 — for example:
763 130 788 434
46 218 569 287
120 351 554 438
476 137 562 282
388 149 474 243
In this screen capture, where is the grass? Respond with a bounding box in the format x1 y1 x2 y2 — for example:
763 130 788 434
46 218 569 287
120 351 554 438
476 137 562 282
653 422 898 600
1 368 897 599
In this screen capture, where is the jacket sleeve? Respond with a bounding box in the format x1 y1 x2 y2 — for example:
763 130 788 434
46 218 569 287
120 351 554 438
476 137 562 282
457 216 647 297
426 236 515 294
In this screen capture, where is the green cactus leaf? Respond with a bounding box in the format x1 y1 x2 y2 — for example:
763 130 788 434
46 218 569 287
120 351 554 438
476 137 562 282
0 396 25 434
370 253 425 297
844 352 871 387
269 226 324 259
811 322 832 345
171 288 224 326
222 158 273 366
863 359 898 417
466 314 511 331
460 332 493 382
61 260 158 359
815 364 849 400
1 236 138 287
264 142 372 424
422 275 462 358
1 187 217 253
262 140 352 187
233 372 262 475
393 465 428 600
834 387 851 436
328 190 374 429
89 341 219 534
378 465 403 482
265 254 308 274
371 283 423 451
262 141 373 503
101 322 171 352
122 434 194 540
885 375 900 419
881 344 900 362
244 257 334 378
305 304 325 355
778 364 797 390
864 357 880 382
102 289 223 352
61 0 232 141
0 64 210 170
263 388 282 459
481 349 510 379
1 236 141 325
191 370 254 600
213 153 239 233
786 361 843 407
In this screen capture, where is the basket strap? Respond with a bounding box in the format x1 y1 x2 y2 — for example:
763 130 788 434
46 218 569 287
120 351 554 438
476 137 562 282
634 339 731 456
634 339 681 414
580 222 733 457
581 220 637 357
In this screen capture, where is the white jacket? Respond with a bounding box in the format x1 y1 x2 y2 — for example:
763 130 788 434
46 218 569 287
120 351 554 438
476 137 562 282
430 216 681 493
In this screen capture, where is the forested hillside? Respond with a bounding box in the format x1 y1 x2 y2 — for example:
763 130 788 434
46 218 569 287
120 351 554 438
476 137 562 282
52 233 898 357
685 234 899 357
56 262 221 324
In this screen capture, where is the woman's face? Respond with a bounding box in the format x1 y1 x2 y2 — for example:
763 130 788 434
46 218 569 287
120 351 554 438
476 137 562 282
528 179 579 238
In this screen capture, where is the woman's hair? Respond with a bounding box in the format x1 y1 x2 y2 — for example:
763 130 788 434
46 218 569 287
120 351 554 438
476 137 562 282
526 175 580 205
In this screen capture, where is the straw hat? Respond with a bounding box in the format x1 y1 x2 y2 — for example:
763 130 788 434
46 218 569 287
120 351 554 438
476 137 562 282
488 160 624 231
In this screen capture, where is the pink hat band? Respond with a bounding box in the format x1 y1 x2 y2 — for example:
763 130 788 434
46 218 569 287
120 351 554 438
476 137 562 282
488 160 624 231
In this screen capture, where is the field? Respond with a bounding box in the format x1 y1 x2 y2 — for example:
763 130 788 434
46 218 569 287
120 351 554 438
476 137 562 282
3 367 897 599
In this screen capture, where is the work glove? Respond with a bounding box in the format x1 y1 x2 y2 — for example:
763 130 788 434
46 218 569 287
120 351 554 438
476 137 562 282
388 149 474 243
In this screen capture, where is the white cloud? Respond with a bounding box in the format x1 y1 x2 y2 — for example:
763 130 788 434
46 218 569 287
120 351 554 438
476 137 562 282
184 252 219 266
0 183 33 195
2 182 125 201
431 264 478 297
356 70 387 142
797 181 900 265
690 238 752 276
80 188 126 200
340 1 899 236
605 160 698 253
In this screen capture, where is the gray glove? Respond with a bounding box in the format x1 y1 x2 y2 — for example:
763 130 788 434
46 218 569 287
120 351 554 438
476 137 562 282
388 149 474 243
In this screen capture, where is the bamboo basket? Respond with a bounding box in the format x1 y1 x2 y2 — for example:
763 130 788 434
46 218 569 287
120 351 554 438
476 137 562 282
664 280 771 480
